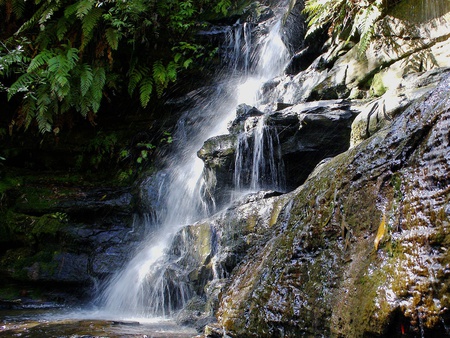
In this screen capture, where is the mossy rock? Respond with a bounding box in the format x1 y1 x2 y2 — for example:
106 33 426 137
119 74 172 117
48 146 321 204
216 75 450 337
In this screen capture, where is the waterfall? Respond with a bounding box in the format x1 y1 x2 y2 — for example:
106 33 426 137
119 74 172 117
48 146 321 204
234 115 286 192
98 1 290 319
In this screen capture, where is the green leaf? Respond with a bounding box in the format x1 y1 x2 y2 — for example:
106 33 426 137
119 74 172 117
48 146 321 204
76 0 94 19
90 66 106 112
183 58 193 69
79 64 93 96
105 27 120 50
166 61 177 82
128 65 147 96
139 77 153 108
7 73 35 100
27 49 54 72
81 7 103 47
152 60 166 85
56 16 70 41
174 53 182 63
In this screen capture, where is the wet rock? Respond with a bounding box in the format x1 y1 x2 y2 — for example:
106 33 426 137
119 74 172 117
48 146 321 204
350 67 450 147
215 74 450 337
175 296 216 332
0 172 137 294
199 99 362 204
227 104 264 134
197 134 237 209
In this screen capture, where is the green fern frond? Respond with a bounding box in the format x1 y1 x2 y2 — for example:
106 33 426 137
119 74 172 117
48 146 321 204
166 61 177 82
7 72 35 99
76 0 94 19
356 3 382 57
34 27 54 50
79 64 93 96
76 95 92 117
36 85 50 115
56 16 71 41
38 1 63 25
35 83 54 133
127 65 148 96
139 77 153 108
152 60 166 85
27 49 54 72
8 0 26 19
16 4 47 34
65 46 79 69
36 109 53 133
21 95 36 130
90 66 106 113
105 27 120 50
64 2 78 18
46 48 78 100
81 7 103 48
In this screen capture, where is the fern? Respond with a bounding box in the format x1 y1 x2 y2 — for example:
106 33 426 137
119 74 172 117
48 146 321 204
45 47 78 100
27 49 54 72
152 60 166 85
153 60 167 98
305 0 348 37
304 0 385 48
127 65 148 96
64 2 78 18
166 61 177 82
215 0 231 16
78 63 93 96
139 77 153 108
21 95 36 130
81 7 103 48
16 3 47 34
3 0 26 20
56 16 71 41
7 72 35 99
356 2 382 57
21 82 53 133
76 0 94 19
37 1 64 27
105 27 120 50
90 66 106 113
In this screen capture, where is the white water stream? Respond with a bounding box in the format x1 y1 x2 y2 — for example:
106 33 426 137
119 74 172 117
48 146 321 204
98 2 290 319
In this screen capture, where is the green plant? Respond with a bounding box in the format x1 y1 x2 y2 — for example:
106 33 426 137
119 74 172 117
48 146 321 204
86 131 118 168
136 142 155 164
0 0 241 134
51 212 69 223
304 0 394 56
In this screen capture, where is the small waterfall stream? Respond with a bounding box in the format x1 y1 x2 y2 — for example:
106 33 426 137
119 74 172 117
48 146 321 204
98 2 291 319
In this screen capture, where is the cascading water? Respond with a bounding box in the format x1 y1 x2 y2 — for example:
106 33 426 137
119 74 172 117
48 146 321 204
98 1 291 319
234 115 286 192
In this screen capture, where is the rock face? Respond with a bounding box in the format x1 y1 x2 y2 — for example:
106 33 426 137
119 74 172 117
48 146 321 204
0 172 139 301
211 72 450 337
178 1 450 336
198 100 362 208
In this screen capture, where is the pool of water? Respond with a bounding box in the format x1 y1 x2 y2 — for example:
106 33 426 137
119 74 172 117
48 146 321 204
0 308 197 337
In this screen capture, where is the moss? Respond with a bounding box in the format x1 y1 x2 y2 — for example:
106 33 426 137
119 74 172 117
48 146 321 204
31 214 66 237
1 247 59 281
370 72 388 97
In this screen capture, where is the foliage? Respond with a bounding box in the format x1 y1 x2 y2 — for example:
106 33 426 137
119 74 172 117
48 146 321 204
0 0 240 134
304 0 398 56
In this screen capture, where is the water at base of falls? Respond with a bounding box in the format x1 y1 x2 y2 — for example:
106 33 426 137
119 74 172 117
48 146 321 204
97 1 291 320
0 307 196 337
